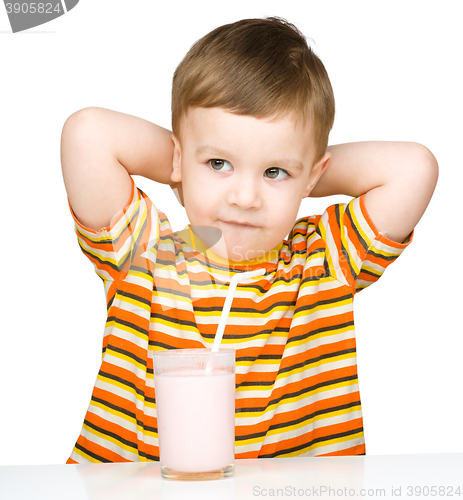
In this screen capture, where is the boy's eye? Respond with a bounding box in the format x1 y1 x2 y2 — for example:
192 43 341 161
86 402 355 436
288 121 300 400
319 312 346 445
265 167 288 180
209 159 232 171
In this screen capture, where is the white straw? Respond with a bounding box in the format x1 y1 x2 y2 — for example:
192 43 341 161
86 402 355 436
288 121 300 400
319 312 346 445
211 269 266 352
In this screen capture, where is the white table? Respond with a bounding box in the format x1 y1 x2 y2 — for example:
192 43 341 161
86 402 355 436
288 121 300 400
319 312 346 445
1 454 462 499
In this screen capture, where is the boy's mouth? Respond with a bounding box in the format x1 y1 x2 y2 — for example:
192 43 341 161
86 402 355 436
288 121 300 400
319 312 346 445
222 220 257 227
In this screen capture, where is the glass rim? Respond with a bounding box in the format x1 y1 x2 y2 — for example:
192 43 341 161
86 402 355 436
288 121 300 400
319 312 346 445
149 348 235 358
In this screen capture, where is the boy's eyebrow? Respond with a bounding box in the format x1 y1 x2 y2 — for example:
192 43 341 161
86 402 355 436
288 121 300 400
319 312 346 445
195 146 234 159
195 146 304 171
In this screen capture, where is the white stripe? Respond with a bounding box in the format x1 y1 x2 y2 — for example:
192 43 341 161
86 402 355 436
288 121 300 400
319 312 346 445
235 382 360 427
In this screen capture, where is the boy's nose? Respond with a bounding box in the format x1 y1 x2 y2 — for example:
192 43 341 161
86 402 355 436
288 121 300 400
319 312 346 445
225 175 262 210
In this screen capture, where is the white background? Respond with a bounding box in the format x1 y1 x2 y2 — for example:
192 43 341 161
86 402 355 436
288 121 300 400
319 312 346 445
0 0 461 466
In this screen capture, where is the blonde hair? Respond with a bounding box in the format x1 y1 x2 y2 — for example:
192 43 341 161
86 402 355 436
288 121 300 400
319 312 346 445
172 17 335 163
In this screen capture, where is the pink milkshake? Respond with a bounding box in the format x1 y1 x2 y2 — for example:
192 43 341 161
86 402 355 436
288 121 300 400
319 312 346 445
153 349 235 480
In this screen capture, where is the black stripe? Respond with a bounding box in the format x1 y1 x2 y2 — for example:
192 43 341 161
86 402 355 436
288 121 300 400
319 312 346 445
148 340 184 350
279 347 356 375
269 400 361 433
237 348 356 383
345 203 369 252
193 300 296 315
91 396 158 434
75 442 110 463
150 312 198 329
77 206 140 247
258 426 364 458
286 320 355 346
106 344 147 368
84 418 138 450
306 248 325 258
153 285 193 301
200 328 276 340
336 204 358 281
91 395 136 420
138 450 159 461
113 205 140 246
156 233 176 243
236 400 362 441
359 268 381 278
130 215 148 265
98 370 155 404
106 316 149 337
236 354 282 362
238 379 275 387
236 374 358 413
107 294 115 312
128 264 154 279
301 271 331 283
273 272 301 284
117 289 152 308
293 293 352 316
366 248 397 262
78 241 128 272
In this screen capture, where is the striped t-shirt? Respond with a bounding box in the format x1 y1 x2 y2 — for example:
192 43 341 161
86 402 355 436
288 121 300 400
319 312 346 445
67 177 412 463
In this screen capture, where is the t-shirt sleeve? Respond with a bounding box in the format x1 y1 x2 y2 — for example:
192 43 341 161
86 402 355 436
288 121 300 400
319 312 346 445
318 194 413 293
68 176 160 288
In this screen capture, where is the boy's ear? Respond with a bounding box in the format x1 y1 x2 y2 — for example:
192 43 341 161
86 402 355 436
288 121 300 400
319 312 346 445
171 133 182 183
303 151 332 197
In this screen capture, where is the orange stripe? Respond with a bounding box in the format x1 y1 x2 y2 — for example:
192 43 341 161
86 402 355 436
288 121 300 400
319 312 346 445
318 443 365 456
74 434 131 463
259 418 364 457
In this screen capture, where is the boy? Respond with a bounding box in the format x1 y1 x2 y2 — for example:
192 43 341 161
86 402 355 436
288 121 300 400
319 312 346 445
61 17 438 463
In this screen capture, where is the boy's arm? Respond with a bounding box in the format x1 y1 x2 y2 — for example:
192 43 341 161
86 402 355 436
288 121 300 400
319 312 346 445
310 141 439 243
61 107 177 231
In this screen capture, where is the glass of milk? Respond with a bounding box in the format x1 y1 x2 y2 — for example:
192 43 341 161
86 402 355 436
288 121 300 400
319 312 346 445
153 348 235 480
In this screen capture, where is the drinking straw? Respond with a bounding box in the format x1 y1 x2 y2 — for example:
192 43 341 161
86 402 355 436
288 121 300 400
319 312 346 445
211 268 266 352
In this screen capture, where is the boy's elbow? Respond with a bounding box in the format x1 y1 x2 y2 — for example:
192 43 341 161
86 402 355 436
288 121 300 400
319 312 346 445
408 142 439 195
62 107 99 133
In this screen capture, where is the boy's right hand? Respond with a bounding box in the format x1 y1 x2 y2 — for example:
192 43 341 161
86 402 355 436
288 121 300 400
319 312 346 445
61 107 175 231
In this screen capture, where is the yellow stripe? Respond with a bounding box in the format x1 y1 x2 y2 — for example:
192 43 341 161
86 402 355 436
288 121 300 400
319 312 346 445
194 304 295 319
236 377 358 418
317 221 339 282
282 430 364 457
292 297 351 320
96 373 146 405
287 324 355 349
236 404 362 447
78 241 121 267
270 405 361 438
89 400 157 437
117 294 152 313
82 422 137 454
105 320 149 342
149 316 200 334
76 196 141 243
105 347 147 372
72 446 102 463
348 200 372 248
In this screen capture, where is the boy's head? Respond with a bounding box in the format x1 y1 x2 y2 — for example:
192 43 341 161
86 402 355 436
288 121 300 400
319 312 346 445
172 17 335 164
170 18 335 263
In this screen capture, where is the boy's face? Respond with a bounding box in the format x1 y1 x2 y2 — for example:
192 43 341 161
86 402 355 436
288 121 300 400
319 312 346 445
171 107 330 262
